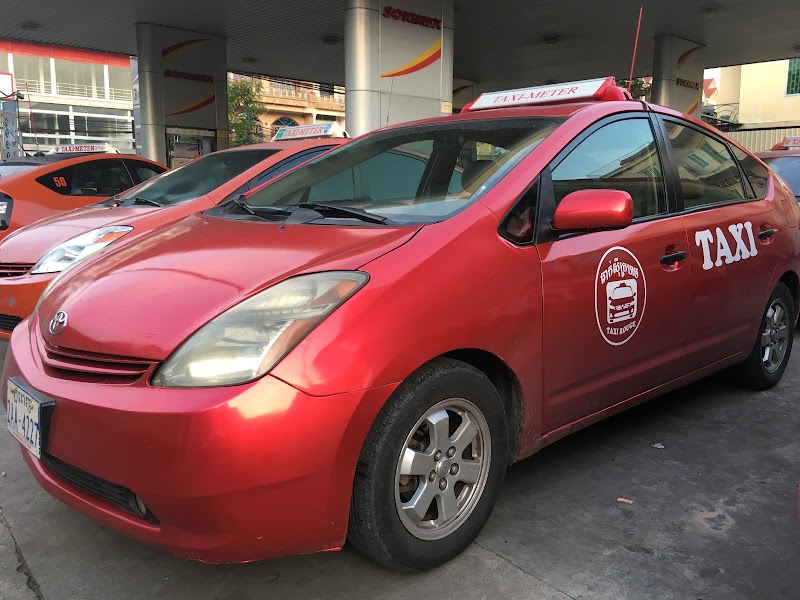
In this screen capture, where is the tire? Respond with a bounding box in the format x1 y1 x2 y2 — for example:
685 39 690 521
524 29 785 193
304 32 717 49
347 358 509 571
738 282 795 390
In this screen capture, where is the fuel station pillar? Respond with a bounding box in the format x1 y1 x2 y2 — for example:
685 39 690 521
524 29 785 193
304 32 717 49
344 0 454 137
134 24 229 165
651 34 705 118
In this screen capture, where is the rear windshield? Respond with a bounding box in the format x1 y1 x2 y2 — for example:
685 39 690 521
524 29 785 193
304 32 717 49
242 117 564 224
113 149 278 206
0 164 37 178
761 156 800 197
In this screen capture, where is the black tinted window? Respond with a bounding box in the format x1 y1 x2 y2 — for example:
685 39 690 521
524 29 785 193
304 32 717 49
360 147 428 201
253 147 332 187
71 159 133 197
116 149 277 206
36 165 74 195
552 119 665 218
501 180 538 244
663 121 747 209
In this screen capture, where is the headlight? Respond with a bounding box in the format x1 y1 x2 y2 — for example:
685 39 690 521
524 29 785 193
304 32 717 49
151 271 368 388
31 226 132 274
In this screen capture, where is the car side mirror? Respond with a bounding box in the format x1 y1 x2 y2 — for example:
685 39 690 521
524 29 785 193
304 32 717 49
552 189 633 231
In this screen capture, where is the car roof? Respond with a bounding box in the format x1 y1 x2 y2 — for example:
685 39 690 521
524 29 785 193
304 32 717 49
756 150 800 159
218 138 348 154
0 153 163 169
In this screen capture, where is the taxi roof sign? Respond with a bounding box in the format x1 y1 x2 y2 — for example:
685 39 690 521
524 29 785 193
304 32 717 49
463 76 631 112
781 136 800 148
272 122 348 141
48 143 120 154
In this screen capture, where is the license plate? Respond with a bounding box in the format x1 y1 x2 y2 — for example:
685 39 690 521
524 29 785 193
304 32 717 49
6 378 49 458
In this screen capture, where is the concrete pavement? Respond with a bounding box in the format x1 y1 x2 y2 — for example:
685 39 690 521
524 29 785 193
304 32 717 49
1 339 799 599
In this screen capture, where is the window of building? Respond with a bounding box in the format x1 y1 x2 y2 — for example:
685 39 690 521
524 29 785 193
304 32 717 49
12 54 51 94
319 83 335 97
316 114 338 122
272 79 296 93
787 58 800 96
663 120 747 208
107 66 132 100
551 118 665 218
54 59 105 98
273 117 298 128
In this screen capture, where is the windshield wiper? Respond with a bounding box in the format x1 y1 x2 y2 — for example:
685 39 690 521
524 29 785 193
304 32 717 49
231 196 294 217
132 196 164 207
297 202 397 225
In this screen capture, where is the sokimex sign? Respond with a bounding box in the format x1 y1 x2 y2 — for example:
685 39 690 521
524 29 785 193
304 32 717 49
383 5 442 29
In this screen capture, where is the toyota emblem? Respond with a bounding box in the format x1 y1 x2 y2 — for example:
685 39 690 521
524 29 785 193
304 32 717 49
49 311 68 335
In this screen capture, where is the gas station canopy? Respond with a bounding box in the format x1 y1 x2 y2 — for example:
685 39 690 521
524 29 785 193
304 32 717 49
1 0 798 88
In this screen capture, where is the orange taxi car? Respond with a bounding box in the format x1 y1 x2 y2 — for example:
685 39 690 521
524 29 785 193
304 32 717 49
0 151 166 241
0 133 347 338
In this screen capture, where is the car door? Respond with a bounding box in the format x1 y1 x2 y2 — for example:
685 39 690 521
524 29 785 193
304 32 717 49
538 115 690 432
657 116 782 370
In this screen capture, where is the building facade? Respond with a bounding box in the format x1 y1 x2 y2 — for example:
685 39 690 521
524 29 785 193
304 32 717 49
704 58 800 152
229 73 345 139
0 40 135 154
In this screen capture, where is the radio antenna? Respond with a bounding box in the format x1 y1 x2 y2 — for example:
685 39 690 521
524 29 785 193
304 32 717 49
385 77 394 127
627 5 644 94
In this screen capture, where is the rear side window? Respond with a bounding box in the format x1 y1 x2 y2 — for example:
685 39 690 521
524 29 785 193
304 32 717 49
730 147 769 198
761 156 800 198
36 165 74 195
551 118 665 219
662 120 747 209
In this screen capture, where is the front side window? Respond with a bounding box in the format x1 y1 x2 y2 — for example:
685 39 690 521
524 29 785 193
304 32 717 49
115 149 277 206
127 161 166 184
551 118 665 218
730 147 770 199
243 117 564 224
663 120 747 209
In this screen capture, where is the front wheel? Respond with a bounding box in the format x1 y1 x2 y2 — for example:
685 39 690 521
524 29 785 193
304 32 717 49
347 358 509 571
738 282 795 390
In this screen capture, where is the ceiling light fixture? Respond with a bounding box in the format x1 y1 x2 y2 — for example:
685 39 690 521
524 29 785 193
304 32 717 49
542 34 560 46
20 20 42 31
322 36 342 46
241 56 257 64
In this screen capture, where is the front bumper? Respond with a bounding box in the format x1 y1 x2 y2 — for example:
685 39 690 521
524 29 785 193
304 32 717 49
3 323 397 563
0 275 50 341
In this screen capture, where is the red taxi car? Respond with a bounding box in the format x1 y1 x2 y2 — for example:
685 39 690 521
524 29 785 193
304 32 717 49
4 77 799 571
0 133 347 338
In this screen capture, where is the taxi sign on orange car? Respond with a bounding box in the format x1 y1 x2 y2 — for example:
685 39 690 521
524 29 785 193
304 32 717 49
464 76 630 111
271 122 347 141
49 144 119 154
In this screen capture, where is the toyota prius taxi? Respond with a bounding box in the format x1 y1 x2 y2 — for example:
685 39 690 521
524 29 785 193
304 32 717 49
4 77 799 572
0 131 346 338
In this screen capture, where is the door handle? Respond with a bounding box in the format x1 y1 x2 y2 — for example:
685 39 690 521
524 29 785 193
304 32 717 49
660 250 688 265
758 228 776 240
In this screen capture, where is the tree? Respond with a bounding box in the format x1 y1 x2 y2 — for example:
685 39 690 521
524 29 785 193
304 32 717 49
227 79 266 147
618 78 652 100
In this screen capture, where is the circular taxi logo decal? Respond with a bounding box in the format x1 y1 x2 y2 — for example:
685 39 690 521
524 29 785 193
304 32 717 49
594 246 646 346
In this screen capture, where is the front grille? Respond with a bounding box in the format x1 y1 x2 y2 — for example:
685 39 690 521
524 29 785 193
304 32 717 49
0 263 34 278
41 453 158 523
39 338 155 384
0 314 22 332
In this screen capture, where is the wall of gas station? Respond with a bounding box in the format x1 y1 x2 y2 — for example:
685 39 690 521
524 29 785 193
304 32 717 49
131 3 704 164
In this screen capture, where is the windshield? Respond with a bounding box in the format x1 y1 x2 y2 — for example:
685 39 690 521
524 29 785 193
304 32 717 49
114 149 278 206
762 156 800 197
0 164 37 178
242 117 564 224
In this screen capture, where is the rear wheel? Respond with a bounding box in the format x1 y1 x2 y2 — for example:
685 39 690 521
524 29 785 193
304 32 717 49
347 358 508 571
739 282 794 390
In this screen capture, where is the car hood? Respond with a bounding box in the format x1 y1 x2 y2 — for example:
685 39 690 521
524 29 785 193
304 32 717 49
0 204 162 264
37 213 421 360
